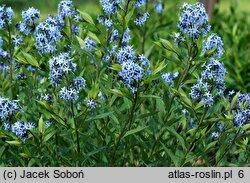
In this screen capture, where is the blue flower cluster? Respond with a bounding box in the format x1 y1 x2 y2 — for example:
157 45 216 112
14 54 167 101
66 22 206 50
17 7 40 35
100 0 122 15
119 61 144 93
122 27 131 44
177 2 210 39
134 12 149 26
233 93 250 127
135 0 146 8
58 0 79 19
49 52 76 86
59 86 79 101
117 45 135 64
155 1 163 14
35 15 63 54
11 121 35 141
0 5 14 29
84 37 96 51
0 97 21 120
162 71 179 87
13 36 23 46
190 58 226 107
210 122 224 139
0 36 9 59
173 32 185 47
202 33 224 58
59 76 86 102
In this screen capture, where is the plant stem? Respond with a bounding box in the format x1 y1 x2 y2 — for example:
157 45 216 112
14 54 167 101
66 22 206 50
181 108 208 166
141 0 148 54
118 0 131 47
70 101 80 154
149 58 193 159
111 83 140 165
215 129 241 166
7 24 13 99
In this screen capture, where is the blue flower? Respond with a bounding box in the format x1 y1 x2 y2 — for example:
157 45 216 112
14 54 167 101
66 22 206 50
60 86 79 101
190 59 226 107
21 7 40 25
16 7 40 35
162 71 179 87
100 0 121 15
41 94 52 101
202 33 224 58
84 37 96 51
35 15 63 54
135 12 149 26
178 2 210 39
155 1 163 14
211 131 219 139
110 29 119 43
45 120 53 128
87 99 96 109
73 76 86 90
49 52 76 86
122 27 131 44
58 0 76 18
0 5 14 29
104 18 113 29
0 97 21 120
98 91 106 102
13 36 23 46
135 0 146 8
233 109 250 127
173 32 185 47
117 45 135 64
119 61 144 93
11 121 35 141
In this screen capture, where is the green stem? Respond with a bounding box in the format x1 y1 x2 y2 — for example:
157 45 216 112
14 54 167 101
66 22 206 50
7 24 13 99
70 101 80 154
111 83 140 165
215 129 241 166
149 58 193 159
118 0 131 47
141 0 148 54
181 108 208 166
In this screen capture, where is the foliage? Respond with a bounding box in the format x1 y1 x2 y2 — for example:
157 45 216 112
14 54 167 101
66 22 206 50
0 0 249 167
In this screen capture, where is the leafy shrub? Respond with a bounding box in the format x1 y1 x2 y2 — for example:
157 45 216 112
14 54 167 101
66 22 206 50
0 0 249 167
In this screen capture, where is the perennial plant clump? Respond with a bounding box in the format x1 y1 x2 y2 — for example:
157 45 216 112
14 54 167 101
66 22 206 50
0 1 249 167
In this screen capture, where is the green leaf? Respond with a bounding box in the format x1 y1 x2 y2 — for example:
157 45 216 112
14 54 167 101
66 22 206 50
78 10 94 24
88 31 101 44
85 112 114 122
160 142 178 166
44 131 56 142
152 61 167 75
140 95 161 99
122 126 148 139
229 92 240 110
19 153 30 159
125 9 134 26
110 89 124 97
22 52 39 67
6 140 22 146
76 36 86 48
15 54 28 64
165 126 187 152
179 88 192 107
109 64 122 71
38 115 45 134
194 101 203 110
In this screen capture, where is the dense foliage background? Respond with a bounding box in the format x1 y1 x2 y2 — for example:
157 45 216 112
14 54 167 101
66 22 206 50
0 0 249 167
